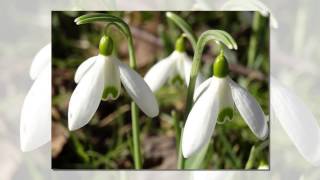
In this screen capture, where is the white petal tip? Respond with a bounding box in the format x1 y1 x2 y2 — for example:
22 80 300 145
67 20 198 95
258 125 269 140
20 143 31 152
68 120 84 131
68 125 77 131
182 135 199 159
147 108 159 118
68 113 87 131
30 74 37 81
20 139 49 152
182 143 197 158
182 150 192 158
141 102 159 118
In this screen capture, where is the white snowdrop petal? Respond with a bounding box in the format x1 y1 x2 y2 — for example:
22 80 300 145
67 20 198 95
182 55 205 88
74 56 97 83
182 78 222 158
229 79 268 139
115 59 159 117
101 56 121 100
20 64 51 152
30 43 51 80
193 77 212 102
176 51 185 79
271 77 320 165
144 52 177 92
219 78 235 118
192 171 234 180
68 57 105 131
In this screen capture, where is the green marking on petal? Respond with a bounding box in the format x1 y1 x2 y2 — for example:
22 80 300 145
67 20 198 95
170 74 184 86
217 107 234 124
102 86 119 101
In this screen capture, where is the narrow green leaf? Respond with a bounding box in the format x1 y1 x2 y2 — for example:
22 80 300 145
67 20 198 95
166 12 197 49
74 13 104 22
75 13 130 38
198 30 238 51
245 146 256 169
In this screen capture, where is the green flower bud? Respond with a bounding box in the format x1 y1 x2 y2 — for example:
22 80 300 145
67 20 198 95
213 50 229 78
99 35 113 56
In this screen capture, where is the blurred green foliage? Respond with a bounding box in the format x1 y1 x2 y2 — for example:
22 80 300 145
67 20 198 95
52 11 269 169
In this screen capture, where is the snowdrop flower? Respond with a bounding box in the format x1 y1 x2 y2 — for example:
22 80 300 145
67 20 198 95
20 44 51 152
182 50 268 158
144 36 204 92
221 0 278 28
68 35 159 130
271 77 320 166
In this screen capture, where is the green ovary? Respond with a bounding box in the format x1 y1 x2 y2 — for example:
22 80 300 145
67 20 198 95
102 86 119 101
217 107 234 124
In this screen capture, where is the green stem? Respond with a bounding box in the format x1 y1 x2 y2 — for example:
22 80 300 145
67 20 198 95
177 127 185 169
128 36 137 69
131 102 142 169
127 31 142 169
166 12 197 49
171 110 181 154
247 12 262 69
127 29 142 169
245 146 256 169
172 110 185 169
245 141 269 169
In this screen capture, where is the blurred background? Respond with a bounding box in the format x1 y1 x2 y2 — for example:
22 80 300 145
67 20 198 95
52 11 269 169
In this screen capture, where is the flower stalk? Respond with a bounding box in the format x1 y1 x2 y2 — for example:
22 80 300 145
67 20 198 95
177 127 184 169
171 110 184 169
171 110 181 154
131 102 142 168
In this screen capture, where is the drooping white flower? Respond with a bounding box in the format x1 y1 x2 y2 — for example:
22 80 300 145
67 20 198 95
271 77 320 166
20 44 51 152
221 0 278 28
68 35 159 131
182 51 268 158
144 36 204 92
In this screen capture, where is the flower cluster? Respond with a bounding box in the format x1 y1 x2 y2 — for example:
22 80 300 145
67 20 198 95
20 12 274 169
